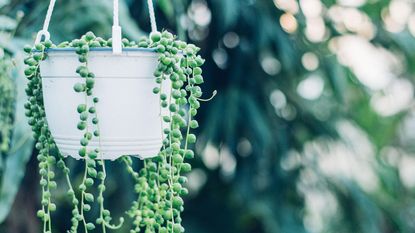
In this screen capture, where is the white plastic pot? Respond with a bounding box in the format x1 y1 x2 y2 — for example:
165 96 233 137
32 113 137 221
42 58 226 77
40 48 169 160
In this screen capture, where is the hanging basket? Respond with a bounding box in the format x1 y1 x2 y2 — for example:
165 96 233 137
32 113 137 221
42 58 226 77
25 0 209 231
29 0 170 160
40 48 168 160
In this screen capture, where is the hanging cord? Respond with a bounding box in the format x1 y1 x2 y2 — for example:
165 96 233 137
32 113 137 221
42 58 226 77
34 0 159 52
35 0 57 44
147 0 158 32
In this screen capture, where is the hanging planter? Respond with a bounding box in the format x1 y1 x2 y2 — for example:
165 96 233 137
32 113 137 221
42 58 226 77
40 48 168 160
23 0 215 232
33 0 171 160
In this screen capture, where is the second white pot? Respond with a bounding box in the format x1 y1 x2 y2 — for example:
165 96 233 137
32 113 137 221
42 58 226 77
40 48 169 160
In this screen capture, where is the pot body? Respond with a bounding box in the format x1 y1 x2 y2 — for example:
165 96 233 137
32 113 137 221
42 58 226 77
40 48 168 160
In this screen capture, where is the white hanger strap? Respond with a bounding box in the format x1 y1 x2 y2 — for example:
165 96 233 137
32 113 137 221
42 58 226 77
113 0 119 27
112 0 122 54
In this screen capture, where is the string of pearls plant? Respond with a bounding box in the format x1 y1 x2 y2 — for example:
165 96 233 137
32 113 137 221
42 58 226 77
0 51 15 155
23 31 213 233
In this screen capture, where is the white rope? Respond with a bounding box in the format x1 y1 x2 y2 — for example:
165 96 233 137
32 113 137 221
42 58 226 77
35 0 56 44
147 0 158 32
35 0 158 50
42 0 56 33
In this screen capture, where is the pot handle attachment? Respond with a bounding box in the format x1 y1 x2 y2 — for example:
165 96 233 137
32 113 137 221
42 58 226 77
34 0 158 54
34 0 56 45
112 0 122 54
112 0 158 53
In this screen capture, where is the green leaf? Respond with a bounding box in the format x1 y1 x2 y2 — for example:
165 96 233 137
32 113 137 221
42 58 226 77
211 0 240 32
157 0 174 21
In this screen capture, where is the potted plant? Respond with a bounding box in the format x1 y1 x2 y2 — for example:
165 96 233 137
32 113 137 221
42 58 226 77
23 0 214 232
38 35 169 160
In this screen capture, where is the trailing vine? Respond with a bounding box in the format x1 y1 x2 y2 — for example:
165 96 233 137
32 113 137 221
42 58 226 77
24 41 57 233
0 51 16 194
23 30 212 233
0 51 15 156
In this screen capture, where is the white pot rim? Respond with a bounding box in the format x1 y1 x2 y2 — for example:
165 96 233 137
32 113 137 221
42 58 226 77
44 47 157 53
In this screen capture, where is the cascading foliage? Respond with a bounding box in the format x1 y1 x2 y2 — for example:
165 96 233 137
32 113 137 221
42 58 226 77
0 51 15 156
23 30 210 233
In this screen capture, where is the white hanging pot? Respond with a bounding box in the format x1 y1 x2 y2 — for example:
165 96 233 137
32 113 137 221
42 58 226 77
40 48 169 160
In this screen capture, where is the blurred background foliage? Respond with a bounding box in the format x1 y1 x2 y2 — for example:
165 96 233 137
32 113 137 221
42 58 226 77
1 0 415 232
